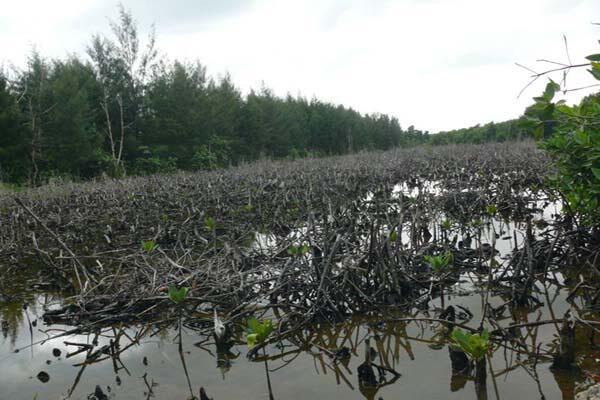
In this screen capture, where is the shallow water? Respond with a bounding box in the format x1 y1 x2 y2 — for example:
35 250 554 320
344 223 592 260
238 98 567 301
1 268 598 400
1 181 596 400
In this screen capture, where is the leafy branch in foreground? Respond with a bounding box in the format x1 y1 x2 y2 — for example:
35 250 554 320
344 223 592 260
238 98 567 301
518 35 600 229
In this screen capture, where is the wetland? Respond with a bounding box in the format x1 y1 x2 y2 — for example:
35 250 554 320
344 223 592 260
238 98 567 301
1 142 600 400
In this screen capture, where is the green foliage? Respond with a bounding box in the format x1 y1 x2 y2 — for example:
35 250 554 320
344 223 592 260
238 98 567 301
450 328 490 361
389 230 399 242
141 240 159 253
191 145 219 170
524 45 600 227
586 54 600 62
587 58 600 80
0 73 28 184
0 6 430 185
431 119 532 145
246 318 274 349
168 285 189 304
204 216 216 231
287 243 309 257
471 218 483 228
485 204 497 217
542 108 600 225
424 251 453 274
130 146 178 175
441 218 452 231
0 182 24 193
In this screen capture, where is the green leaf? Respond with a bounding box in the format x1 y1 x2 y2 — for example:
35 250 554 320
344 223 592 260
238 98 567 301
246 317 274 347
142 240 159 253
247 333 258 348
168 285 189 303
533 125 545 140
543 79 560 102
247 317 260 333
424 251 453 274
204 216 216 231
574 130 590 145
585 54 600 62
588 68 600 81
300 244 309 255
441 219 452 230
592 168 600 180
450 328 490 360
288 244 309 256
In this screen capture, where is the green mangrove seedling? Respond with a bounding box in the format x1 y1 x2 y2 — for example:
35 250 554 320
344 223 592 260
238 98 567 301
204 216 216 231
424 251 453 274
246 318 274 349
450 328 490 361
486 204 498 217
287 244 309 257
168 285 189 304
441 219 452 231
141 240 159 253
471 218 483 228
246 317 276 399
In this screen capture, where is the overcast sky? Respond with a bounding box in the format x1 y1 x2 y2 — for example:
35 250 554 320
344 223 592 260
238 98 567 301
1 0 600 132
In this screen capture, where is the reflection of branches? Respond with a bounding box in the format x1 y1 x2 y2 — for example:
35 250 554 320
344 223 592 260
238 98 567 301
176 310 195 399
142 372 158 400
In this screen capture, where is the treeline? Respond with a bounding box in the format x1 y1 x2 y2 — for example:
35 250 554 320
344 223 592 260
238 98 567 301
0 6 429 185
429 118 537 146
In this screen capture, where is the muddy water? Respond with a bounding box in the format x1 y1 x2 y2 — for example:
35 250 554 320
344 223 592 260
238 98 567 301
1 268 598 400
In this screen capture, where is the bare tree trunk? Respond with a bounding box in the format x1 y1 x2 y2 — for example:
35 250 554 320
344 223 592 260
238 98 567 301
28 98 39 187
117 94 125 166
101 91 126 177
101 96 116 161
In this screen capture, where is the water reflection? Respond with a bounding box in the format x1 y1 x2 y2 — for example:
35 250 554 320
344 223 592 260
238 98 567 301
0 281 598 399
0 187 596 399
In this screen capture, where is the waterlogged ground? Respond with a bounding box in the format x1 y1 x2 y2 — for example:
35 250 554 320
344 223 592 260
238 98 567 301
2 217 599 400
1 144 599 399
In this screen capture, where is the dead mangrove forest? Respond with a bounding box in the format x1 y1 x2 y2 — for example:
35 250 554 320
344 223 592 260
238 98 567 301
1 141 600 399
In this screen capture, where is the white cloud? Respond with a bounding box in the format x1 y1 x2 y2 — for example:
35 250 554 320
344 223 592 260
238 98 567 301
1 0 599 132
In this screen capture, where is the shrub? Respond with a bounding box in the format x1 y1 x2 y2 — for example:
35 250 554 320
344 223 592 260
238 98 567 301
523 46 600 229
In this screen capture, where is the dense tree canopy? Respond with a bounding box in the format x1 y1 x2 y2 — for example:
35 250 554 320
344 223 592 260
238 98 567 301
429 118 536 145
0 6 433 185
4 6 562 187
